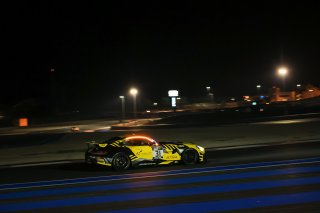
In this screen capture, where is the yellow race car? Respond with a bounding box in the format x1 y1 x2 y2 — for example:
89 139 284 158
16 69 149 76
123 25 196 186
85 135 206 170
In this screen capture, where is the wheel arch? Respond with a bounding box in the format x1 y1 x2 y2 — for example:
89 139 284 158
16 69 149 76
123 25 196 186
181 148 199 164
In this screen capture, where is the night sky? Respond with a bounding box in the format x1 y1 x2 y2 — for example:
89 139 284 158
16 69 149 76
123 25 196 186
2 1 320 112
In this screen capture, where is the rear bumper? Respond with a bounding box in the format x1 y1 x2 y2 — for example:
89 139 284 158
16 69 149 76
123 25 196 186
85 152 97 164
85 152 112 166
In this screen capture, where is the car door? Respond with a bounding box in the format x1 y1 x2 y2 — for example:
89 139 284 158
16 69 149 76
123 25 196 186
126 138 153 160
161 144 181 161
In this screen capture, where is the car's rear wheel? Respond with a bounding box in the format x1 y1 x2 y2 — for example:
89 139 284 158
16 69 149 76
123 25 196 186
181 149 198 164
112 152 131 171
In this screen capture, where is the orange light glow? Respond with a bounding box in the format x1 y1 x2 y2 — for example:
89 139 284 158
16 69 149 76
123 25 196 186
125 135 158 145
19 118 28 127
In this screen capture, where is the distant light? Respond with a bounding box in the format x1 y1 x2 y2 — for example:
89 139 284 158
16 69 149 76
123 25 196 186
260 95 265 99
309 89 314 92
243 96 250 100
153 102 158 106
206 86 211 91
252 102 257 106
230 98 235 101
119 96 124 99
259 120 303 125
259 108 264 112
266 102 270 105
168 90 179 97
278 67 288 76
297 84 301 87
19 118 28 127
256 85 261 88
146 110 151 113
50 68 55 72
71 126 80 132
177 97 181 100
130 88 138 96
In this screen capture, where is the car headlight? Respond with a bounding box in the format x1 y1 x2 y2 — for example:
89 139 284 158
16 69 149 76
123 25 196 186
196 145 205 152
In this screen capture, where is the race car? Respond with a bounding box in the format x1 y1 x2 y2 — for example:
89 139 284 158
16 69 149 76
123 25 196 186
85 135 206 170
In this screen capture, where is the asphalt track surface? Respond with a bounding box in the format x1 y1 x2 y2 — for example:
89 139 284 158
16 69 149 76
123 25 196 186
1 114 320 167
1 141 320 212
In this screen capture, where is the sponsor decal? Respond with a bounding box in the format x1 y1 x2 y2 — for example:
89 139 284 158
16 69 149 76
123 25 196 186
166 155 179 159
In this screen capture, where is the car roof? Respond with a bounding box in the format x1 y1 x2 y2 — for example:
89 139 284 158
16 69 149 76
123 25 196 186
104 135 156 144
124 135 156 143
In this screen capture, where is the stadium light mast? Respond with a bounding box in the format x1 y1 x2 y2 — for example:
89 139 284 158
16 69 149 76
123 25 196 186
129 88 138 119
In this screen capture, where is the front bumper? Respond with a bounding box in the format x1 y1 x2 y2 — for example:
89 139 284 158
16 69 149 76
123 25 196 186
202 153 208 163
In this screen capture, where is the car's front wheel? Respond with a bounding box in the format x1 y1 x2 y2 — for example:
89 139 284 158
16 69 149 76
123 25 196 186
112 152 131 171
181 149 198 164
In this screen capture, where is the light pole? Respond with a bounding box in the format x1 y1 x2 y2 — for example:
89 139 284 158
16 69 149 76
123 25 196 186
50 68 58 114
296 84 302 100
256 85 261 95
296 84 301 90
129 88 138 119
277 67 288 91
119 96 125 122
206 86 213 102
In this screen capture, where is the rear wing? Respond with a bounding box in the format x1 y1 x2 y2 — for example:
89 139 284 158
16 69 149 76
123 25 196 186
85 141 98 148
86 141 109 148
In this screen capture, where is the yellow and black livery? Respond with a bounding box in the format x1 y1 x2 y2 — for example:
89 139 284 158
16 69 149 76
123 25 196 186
85 135 206 170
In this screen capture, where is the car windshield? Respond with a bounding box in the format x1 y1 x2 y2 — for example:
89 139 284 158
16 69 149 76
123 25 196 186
103 137 124 144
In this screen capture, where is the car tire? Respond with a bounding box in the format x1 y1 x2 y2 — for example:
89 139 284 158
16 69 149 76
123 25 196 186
112 152 131 171
181 149 198 165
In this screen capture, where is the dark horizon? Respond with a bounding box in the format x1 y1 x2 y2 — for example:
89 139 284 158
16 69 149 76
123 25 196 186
2 1 320 113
